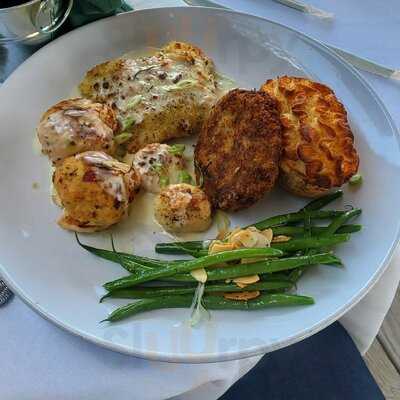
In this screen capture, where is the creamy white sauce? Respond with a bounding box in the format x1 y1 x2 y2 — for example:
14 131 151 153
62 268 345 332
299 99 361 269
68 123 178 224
77 151 129 204
84 46 223 135
38 47 237 245
133 143 185 193
32 136 42 155
37 99 115 164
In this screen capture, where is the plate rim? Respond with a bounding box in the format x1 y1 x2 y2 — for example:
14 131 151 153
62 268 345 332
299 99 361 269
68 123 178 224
1 6 399 363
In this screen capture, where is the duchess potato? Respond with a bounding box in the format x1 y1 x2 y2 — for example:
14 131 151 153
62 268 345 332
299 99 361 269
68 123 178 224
194 89 282 211
154 184 212 233
261 76 359 197
54 151 141 232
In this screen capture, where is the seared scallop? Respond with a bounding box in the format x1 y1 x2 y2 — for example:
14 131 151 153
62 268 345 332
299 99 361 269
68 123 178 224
261 76 359 197
79 41 218 152
53 151 140 232
37 98 117 164
154 184 212 233
132 143 185 193
194 89 282 211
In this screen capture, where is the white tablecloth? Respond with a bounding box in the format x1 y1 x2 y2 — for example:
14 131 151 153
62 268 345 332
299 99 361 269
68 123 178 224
1 1 400 399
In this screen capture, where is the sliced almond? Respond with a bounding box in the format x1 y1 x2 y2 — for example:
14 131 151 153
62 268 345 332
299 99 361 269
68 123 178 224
223 290 260 301
230 229 258 248
190 268 208 283
261 228 273 245
209 241 235 254
226 227 242 242
272 235 291 243
233 275 260 288
253 231 270 248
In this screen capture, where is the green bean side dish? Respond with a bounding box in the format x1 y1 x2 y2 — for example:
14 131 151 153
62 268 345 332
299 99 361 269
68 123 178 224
76 190 362 323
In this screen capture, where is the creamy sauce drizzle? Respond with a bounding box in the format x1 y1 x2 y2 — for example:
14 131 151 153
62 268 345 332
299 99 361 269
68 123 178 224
43 47 237 244
77 151 129 204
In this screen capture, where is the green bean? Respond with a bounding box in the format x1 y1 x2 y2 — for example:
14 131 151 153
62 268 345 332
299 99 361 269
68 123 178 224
102 293 315 322
271 234 350 252
154 225 361 255
101 280 294 301
301 190 343 211
76 236 195 282
288 268 305 282
323 208 362 236
103 247 282 290
155 234 350 258
251 210 345 230
103 252 339 291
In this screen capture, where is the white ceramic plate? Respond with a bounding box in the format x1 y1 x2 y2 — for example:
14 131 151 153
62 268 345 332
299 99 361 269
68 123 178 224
1 7 399 363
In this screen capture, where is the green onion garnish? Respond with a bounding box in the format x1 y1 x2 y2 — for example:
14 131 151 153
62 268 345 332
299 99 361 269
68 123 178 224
125 95 143 110
114 132 133 145
178 170 194 185
349 174 363 186
165 79 198 91
121 117 135 131
159 176 170 187
168 144 185 156
151 163 164 175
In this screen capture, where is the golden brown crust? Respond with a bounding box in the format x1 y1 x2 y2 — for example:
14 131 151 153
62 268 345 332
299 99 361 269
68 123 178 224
194 89 282 211
261 76 359 197
161 41 215 78
154 183 212 233
54 153 140 232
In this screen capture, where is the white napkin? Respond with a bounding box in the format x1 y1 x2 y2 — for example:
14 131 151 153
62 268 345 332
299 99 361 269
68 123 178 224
1 1 400 399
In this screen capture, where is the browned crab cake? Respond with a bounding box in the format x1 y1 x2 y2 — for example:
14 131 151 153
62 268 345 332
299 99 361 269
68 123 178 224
194 89 282 211
53 151 141 232
154 183 212 233
37 98 117 164
261 76 359 197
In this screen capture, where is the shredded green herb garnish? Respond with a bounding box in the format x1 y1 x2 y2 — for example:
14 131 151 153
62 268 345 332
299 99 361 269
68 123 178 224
159 175 170 187
121 117 135 131
165 79 198 91
114 132 133 145
168 144 185 156
151 162 164 175
125 95 143 110
178 170 194 185
349 174 363 186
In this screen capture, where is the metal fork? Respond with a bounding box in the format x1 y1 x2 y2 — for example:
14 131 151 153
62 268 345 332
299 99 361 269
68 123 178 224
182 0 400 80
0 280 13 306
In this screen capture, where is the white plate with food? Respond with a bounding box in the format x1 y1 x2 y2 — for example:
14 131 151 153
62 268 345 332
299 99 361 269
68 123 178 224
0 7 399 363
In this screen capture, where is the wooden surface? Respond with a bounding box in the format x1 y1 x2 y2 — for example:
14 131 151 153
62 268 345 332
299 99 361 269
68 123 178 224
379 289 400 371
365 340 400 399
364 287 400 399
